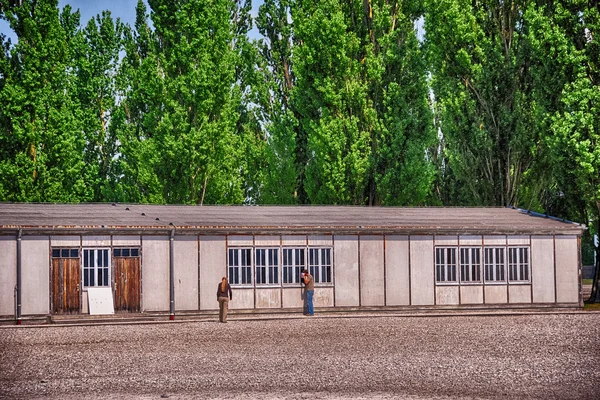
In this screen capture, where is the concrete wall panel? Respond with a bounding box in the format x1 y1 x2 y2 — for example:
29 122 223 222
333 236 359 306
555 236 579 303
385 236 409 306
531 236 555 303
410 236 434 305
314 287 334 307
82 236 111 247
459 236 482 246
199 236 226 310
436 286 459 305
485 285 507 304
227 235 253 246
50 236 80 247
174 236 198 311
282 288 303 308
0 237 16 316
508 235 530 245
484 236 506 246
230 288 254 309
254 236 280 246
142 236 169 311
112 236 141 246
359 236 385 306
435 236 458 246
460 286 483 304
256 288 281 308
509 285 531 303
21 236 49 315
282 236 307 246
308 235 332 246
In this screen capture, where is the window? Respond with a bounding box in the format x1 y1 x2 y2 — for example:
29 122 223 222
283 248 305 284
228 248 252 285
435 247 457 283
83 249 110 288
52 248 79 258
308 248 332 283
484 247 505 282
508 247 529 282
113 248 140 257
255 248 279 285
460 247 481 283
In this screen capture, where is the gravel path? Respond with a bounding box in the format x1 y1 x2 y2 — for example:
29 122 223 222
1 314 599 399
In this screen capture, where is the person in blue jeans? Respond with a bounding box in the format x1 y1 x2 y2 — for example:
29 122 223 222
302 269 314 315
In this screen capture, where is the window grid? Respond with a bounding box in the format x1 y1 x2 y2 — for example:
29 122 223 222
309 248 332 284
255 248 279 285
51 248 80 258
228 248 252 285
435 247 457 283
508 247 530 282
484 247 506 283
227 246 333 286
283 248 305 284
113 248 140 257
435 246 529 285
82 249 110 288
460 247 481 283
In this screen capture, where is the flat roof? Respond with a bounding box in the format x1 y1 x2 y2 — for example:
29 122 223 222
0 203 585 236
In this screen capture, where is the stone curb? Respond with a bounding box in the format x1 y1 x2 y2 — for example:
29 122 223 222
1 309 599 329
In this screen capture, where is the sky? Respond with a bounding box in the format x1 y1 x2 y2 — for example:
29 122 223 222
0 0 263 44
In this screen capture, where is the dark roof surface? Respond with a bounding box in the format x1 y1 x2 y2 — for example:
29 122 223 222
0 203 585 235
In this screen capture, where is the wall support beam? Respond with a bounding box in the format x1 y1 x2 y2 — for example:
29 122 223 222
169 229 175 320
16 229 22 325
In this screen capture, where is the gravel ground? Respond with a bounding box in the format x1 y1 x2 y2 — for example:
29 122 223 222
1 313 599 400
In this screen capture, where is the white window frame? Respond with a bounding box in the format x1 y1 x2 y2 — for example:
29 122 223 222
435 247 458 284
484 247 506 283
308 247 333 284
460 247 482 283
508 246 530 283
255 248 280 286
82 248 110 289
228 248 253 286
282 248 305 285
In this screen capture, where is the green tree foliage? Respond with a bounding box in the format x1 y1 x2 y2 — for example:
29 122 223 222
255 0 302 204
527 1 600 301
293 0 435 205
0 0 90 202
425 0 541 207
71 11 125 201
114 0 252 204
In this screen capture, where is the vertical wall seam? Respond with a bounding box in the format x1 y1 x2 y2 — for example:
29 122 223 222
358 235 361 307
553 235 557 304
16 230 22 324
529 235 534 303
433 236 436 306
332 235 336 308
279 235 283 309
408 235 412 306
383 235 387 307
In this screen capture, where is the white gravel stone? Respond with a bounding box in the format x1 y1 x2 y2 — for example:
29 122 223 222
0 314 599 399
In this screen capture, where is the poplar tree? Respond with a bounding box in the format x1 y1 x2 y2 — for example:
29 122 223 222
293 0 434 205
425 0 539 207
0 0 89 202
114 0 253 204
255 0 303 204
71 11 125 201
527 1 600 302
